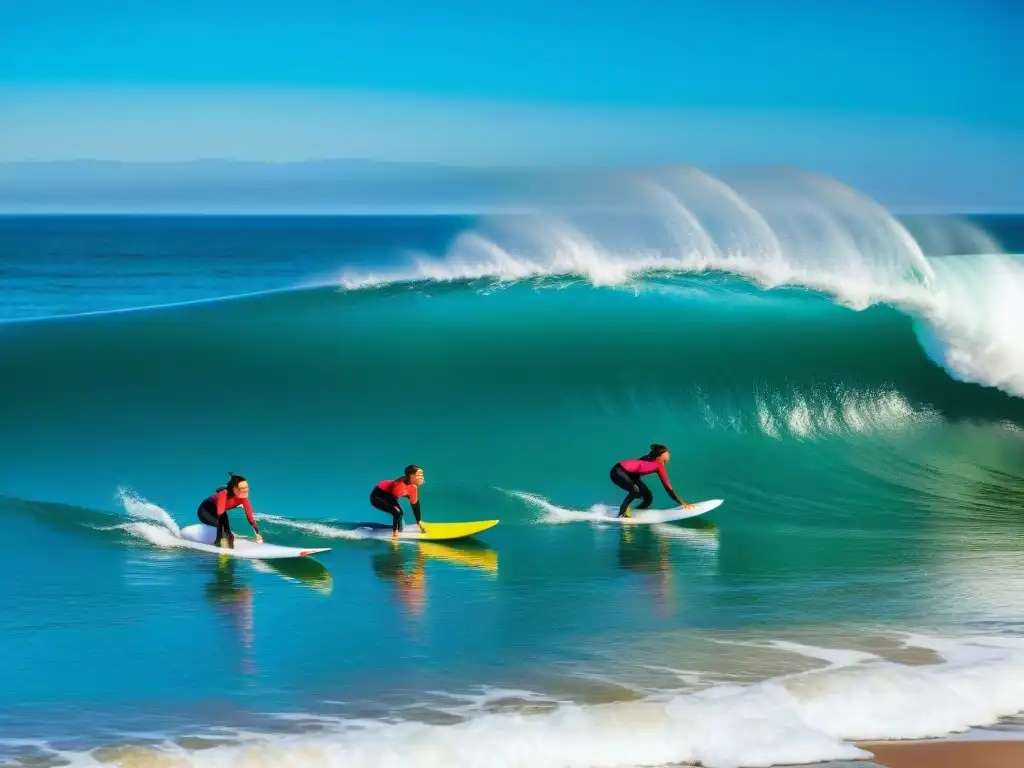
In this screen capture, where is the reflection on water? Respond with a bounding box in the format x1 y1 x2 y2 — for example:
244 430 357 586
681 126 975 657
616 520 721 617
617 526 669 573
373 544 428 619
617 526 673 616
203 556 255 675
655 518 721 553
417 540 499 575
251 556 334 595
372 540 499 621
201 553 334 676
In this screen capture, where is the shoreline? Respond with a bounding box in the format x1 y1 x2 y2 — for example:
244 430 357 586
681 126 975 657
853 735 1024 768
5 729 1024 767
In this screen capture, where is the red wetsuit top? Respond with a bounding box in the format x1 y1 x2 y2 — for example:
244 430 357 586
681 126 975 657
205 489 257 529
618 458 678 499
377 478 419 505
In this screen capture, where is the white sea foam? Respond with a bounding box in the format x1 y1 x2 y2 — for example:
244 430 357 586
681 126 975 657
49 632 1024 768
749 387 934 441
912 254 1024 397
509 489 618 524
256 513 375 541
115 485 181 537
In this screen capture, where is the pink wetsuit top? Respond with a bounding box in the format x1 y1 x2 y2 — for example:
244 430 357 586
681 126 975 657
619 458 674 494
377 478 419 503
204 489 257 528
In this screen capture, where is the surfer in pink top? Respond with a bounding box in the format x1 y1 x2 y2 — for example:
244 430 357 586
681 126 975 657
610 444 692 518
196 472 263 548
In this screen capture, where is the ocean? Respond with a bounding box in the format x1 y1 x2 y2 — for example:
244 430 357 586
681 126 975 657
3 170 1024 768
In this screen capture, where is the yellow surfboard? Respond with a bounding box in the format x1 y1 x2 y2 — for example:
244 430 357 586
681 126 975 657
357 519 499 541
403 519 499 541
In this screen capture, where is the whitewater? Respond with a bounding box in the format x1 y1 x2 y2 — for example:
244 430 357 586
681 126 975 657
328 167 1024 400
2 165 1024 768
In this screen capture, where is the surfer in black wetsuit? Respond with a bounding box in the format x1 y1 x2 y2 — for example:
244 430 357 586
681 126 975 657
196 473 263 548
609 444 690 517
370 465 426 536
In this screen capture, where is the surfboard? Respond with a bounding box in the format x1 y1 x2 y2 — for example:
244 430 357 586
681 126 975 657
179 524 331 560
601 499 723 525
353 519 499 541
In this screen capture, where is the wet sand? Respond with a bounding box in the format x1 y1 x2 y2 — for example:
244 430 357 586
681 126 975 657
856 738 1024 768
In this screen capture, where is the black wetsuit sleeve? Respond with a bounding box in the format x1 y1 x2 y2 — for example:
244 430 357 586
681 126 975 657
411 501 422 524
659 474 683 504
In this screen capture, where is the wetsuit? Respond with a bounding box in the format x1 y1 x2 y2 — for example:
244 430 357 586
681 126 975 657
370 478 421 534
609 458 683 517
197 489 258 547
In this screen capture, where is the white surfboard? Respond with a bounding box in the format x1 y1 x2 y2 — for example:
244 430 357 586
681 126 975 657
600 499 723 525
179 524 331 560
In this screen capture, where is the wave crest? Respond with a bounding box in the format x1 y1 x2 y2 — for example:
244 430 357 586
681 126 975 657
336 167 939 302
332 166 1022 398
915 254 1024 396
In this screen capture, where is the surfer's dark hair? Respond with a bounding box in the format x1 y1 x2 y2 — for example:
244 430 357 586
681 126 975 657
403 464 421 479
643 444 669 460
219 472 248 496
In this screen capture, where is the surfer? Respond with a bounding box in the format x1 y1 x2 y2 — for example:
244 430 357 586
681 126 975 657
196 472 263 548
370 465 427 536
610 444 692 518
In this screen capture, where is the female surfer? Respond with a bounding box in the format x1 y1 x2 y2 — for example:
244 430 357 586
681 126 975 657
609 444 692 518
371 465 427 536
196 472 263 548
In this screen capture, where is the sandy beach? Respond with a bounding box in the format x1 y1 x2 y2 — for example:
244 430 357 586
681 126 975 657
858 738 1024 768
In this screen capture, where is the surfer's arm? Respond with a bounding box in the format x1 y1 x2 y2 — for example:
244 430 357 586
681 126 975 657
408 485 425 530
656 466 688 507
215 490 227 515
241 498 261 537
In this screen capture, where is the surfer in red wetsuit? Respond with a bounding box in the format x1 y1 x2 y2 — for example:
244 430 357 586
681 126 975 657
196 472 263 548
609 444 692 518
370 465 426 536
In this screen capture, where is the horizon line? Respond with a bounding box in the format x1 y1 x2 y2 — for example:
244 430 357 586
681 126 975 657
2 207 1022 217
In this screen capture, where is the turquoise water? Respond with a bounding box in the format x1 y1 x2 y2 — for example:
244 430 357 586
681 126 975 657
3 203 1024 768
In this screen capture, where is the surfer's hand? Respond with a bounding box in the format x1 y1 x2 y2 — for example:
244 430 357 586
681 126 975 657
418 522 427 533
683 503 694 509
255 533 264 543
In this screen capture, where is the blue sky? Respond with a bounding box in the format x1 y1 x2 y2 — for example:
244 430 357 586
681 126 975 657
1 0 1021 209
